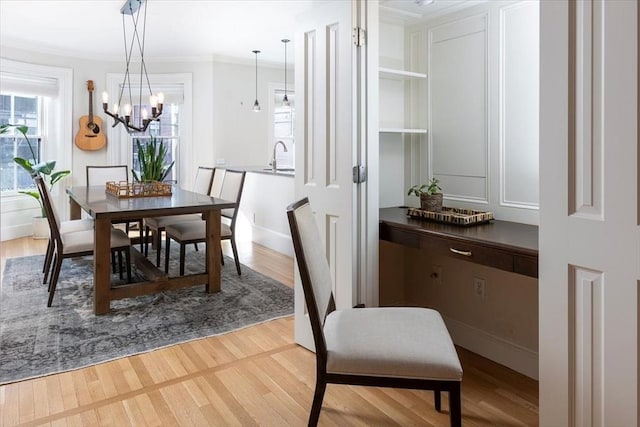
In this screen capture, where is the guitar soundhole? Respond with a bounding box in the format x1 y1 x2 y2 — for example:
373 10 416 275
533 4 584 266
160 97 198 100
88 122 100 134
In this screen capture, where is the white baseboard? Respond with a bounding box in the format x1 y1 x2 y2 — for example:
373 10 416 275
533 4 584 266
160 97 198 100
1 224 33 242
251 225 293 257
443 316 539 380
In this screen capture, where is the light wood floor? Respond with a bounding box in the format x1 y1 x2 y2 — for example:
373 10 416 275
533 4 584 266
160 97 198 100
0 237 538 426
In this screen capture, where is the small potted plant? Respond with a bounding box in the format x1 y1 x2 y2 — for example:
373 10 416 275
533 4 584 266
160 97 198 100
408 177 443 212
1 124 71 238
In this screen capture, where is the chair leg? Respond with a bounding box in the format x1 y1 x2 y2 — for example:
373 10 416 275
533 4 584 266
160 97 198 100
118 250 124 280
124 247 132 283
145 226 152 257
220 248 225 265
138 220 144 251
47 255 63 307
112 251 116 274
156 227 164 267
165 234 171 274
449 383 462 427
308 380 326 427
194 243 199 251
231 236 241 275
43 240 53 285
434 390 442 412
179 243 186 276
43 239 53 274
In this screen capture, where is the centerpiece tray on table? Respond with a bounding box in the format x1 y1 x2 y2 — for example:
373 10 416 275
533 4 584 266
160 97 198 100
407 206 494 226
105 181 172 198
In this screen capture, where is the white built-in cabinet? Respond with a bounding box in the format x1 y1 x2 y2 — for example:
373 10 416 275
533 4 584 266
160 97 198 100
379 2 539 224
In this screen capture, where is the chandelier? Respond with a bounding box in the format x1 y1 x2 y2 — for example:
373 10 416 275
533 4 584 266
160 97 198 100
101 0 163 134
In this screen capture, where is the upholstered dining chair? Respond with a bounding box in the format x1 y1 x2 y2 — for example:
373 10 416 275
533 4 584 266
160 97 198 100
34 175 132 307
143 166 216 266
286 198 463 427
164 169 246 276
86 165 144 250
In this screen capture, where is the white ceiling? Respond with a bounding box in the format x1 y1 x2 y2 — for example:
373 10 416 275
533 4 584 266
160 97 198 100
0 0 482 65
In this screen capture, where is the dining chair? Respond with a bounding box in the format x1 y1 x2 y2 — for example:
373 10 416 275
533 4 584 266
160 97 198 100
34 175 132 307
164 169 246 276
143 166 216 266
286 197 463 427
86 165 144 251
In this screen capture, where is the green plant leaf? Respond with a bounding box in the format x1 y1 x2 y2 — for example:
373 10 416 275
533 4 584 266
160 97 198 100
50 170 71 185
13 157 35 173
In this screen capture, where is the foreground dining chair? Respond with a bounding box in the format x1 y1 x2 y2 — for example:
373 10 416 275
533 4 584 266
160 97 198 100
86 165 144 250
41 213 93 283
35 175 132 306
143 166 216 266
286 197 463 427
165 169 246 276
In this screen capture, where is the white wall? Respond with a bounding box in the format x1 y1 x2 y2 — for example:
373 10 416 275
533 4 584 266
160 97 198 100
1 46 288 240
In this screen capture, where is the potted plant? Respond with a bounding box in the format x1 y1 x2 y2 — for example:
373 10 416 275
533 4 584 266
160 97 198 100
132 136 175 182
408 177 443 212
1 124 71 238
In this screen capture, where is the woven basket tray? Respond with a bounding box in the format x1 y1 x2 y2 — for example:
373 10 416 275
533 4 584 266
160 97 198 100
105 181 172 198
407 207 494 226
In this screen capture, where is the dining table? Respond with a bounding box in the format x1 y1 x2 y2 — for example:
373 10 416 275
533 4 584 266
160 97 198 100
66 185 236 315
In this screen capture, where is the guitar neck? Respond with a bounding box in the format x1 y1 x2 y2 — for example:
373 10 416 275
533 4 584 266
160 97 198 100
88 91 94 123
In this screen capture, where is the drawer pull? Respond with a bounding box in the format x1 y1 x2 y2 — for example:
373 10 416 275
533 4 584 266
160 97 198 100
450 248 472 257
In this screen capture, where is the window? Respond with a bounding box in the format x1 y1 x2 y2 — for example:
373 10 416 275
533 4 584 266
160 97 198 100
131 103 180 183
0 94 44 192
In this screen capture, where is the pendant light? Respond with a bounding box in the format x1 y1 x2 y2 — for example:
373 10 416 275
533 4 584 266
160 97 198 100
281 39 290 107
252 50 261 112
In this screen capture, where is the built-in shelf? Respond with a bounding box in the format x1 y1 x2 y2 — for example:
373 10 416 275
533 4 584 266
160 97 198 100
379 127 427 134
379 67 427 80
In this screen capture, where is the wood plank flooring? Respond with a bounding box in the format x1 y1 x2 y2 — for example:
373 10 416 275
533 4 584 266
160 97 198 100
0 237 538 426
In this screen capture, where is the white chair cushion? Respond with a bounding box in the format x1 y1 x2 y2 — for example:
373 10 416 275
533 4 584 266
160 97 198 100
61 228 130 254
324 307 463 381
144 214 202 229
166 221 231 241
60 219 94 234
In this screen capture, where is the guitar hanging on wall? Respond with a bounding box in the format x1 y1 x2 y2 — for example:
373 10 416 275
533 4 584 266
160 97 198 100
75 80 107 151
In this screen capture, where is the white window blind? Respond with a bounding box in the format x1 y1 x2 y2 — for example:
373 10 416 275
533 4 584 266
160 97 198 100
118 83 184 105
0 72 59 98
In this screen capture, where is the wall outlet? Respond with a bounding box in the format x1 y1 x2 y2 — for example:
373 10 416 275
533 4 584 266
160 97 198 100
430 265 443 285
473 277 486 298
216 158 226 165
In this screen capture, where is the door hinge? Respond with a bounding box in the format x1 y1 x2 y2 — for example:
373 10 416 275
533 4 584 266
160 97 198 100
352 165 367 184
353 27 366 47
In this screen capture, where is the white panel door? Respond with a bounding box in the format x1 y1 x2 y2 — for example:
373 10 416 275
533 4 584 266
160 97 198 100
293 1 356 349
540 1 639 425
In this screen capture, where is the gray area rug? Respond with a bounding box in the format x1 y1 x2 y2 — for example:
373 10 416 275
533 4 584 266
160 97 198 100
0 246 293 385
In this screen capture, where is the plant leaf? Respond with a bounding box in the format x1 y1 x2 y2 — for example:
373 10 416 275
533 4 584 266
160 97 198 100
13 157 35 173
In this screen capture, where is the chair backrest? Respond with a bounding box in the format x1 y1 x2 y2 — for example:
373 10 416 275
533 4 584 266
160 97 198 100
210 168 225 198
34 175 63 246
86 165 129 186
219 170 246 223
193 166 215 195
286 198 335 356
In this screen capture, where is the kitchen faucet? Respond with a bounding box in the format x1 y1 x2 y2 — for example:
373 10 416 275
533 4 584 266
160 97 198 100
271 140 288 171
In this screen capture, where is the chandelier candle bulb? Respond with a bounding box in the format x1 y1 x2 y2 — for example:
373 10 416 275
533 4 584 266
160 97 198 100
113 103 119 115
102 91 108 103
149 95 157 108
142 108 148 120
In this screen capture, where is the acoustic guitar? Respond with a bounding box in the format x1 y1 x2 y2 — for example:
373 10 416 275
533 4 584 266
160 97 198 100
75 80 106 151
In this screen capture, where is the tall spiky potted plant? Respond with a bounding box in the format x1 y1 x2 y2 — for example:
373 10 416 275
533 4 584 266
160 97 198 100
0 124 71 238
132 136 175 183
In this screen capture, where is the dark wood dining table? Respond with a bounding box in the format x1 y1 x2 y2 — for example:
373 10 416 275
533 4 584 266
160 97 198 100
66 185 236 314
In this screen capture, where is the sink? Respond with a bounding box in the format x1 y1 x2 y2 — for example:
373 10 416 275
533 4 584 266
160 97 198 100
262 168 295 173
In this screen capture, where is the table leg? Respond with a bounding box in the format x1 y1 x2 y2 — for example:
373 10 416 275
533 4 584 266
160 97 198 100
94 218 112 314
69 197 81 220
205 210 222 293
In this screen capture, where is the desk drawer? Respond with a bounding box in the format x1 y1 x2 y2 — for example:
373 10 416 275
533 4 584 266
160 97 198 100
380 224 420 248
419 234 514 272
